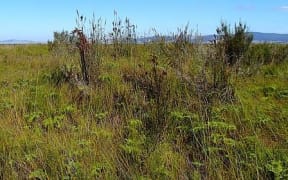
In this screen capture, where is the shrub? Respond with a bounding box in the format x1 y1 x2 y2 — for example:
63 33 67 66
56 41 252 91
215 21 253 67
46 64 78 86
48 30 76 57
72 11 104 85
203 21 252 103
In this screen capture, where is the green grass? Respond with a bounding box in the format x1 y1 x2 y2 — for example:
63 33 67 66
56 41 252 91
0 44 288 179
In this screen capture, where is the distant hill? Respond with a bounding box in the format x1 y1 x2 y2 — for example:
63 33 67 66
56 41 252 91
1 32 288 44
138 32 288 44
251 32 288 43
0 39 42 44
202 32 288 43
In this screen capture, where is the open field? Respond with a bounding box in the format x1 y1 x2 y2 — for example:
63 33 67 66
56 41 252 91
0 35 288 179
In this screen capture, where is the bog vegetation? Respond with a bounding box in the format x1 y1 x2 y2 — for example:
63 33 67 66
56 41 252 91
1 12 288 179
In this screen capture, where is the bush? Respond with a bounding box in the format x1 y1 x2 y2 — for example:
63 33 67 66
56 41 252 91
48 31 76 57
215 21 253 67
245 43 288 66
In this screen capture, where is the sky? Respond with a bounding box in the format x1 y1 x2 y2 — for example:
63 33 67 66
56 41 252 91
0 0 287 42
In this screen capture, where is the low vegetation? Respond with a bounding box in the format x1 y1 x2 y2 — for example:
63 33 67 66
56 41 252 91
1 12 288 179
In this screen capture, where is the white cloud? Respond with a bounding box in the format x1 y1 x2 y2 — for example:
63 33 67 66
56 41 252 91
280 6 288 10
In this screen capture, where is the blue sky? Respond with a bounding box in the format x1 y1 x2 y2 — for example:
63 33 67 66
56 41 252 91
0 0 287 41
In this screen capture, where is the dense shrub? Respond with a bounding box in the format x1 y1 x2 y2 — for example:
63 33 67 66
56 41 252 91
48 31 76 57
215 21 253 67
245 43 288 65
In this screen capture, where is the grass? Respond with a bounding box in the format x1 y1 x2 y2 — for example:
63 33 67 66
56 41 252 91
0 42 288 179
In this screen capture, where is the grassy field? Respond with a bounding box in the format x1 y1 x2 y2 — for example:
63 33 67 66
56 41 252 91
0 39 288 179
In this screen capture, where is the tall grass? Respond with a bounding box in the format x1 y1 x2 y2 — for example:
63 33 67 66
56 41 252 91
1 13 288 179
